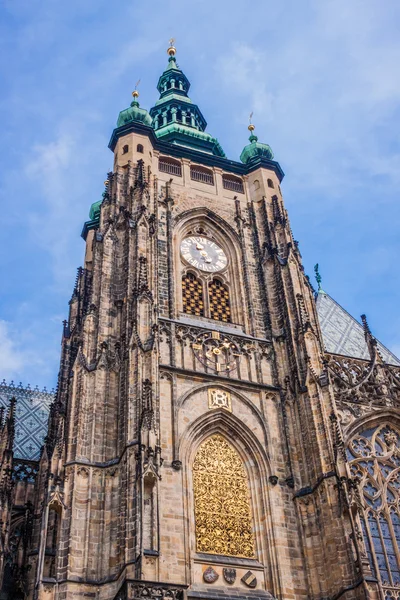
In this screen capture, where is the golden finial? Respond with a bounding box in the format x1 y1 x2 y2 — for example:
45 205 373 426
167 38 176 56
248 111 255 132
132 79 141 99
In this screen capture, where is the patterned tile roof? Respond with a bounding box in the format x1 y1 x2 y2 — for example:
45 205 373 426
316 291 400 366
0 380 54 460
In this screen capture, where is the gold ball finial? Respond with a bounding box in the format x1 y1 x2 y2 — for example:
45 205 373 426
248 111 255 132
132 79 140 99
167 38 176 56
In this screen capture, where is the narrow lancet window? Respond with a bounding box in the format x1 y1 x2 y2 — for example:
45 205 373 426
182 273 204 317
209 279 231 323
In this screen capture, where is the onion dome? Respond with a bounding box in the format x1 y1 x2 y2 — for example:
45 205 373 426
116 90 152 128
240 123 274 164
89 181 109 223
89 199 102 221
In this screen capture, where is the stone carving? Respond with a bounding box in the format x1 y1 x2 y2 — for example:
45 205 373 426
328 353 400 410
127 581 185 600
193 435 254 558
208 388 232 412
241 570 257 588
203 566 219 583
192 331 240 374
223 567 236 584
347 422 400 585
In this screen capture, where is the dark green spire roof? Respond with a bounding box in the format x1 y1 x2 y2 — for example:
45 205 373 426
149 45 225 157
240 124 274 164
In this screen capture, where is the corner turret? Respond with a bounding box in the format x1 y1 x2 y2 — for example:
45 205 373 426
240 121 274 165
116 89 152 128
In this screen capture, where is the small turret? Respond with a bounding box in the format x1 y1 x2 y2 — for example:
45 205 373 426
240 120 274 164
116 88 152 128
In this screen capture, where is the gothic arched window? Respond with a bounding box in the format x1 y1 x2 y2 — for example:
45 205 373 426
347 423 400 587
182 273 204 317
193 435 254 557
209 278 231 323
267 178 274 188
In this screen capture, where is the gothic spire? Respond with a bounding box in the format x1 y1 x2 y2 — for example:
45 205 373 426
149 42 225 157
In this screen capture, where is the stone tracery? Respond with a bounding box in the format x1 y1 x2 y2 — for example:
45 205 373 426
347 423 400 587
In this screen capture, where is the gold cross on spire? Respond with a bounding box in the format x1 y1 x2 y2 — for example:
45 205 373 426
167 38 177 56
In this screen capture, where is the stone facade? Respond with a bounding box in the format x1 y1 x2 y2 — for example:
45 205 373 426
1 48 400 600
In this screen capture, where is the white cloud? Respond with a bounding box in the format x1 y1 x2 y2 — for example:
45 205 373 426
0 320 25 380
216 0 400 191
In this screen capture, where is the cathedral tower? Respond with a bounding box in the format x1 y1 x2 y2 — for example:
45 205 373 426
4 43 400 600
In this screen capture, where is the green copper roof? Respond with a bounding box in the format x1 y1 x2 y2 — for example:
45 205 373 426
117 98 152 128
155 123 225 157
240 131 274 164
89 199 102 221
149 51 224 157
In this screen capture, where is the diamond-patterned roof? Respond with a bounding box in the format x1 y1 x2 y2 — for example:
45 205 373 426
316 291 400 366
0 380 54 460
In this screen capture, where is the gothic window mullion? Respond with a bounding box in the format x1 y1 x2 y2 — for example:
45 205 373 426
348 423 400 590
376 513 394 586
203 274 211 318
384 506 400 584
390 510 400 586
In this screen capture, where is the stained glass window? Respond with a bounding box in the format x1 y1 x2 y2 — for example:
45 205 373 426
208 279 231 323
347 423 400 588
182 273 204 317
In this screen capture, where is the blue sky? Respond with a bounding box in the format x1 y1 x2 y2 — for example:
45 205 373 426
1 0 400 388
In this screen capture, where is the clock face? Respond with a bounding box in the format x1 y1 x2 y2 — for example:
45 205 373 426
192 331 240 373
180 236 228 273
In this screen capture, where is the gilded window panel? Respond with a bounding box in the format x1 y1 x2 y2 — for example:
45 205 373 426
208 279 231 323
192 434 254 557
182 273 204 317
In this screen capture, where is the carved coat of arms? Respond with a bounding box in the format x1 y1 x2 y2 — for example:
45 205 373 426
241 570 257 588
203 566 219 583
223 568 236 584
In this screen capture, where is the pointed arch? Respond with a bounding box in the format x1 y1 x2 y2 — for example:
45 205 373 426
178 407 280 592
347 419 400 587
173 208 247 327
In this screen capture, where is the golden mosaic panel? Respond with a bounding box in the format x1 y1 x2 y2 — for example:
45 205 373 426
182 273 204 317
209 279 231 322
193 435 254 557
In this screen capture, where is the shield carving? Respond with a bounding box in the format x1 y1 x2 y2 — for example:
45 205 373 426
223 568 236 584
241 571 257 588
203 566 219 583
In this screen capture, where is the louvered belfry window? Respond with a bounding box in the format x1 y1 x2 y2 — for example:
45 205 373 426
182 273 204 317
209 279 231 323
